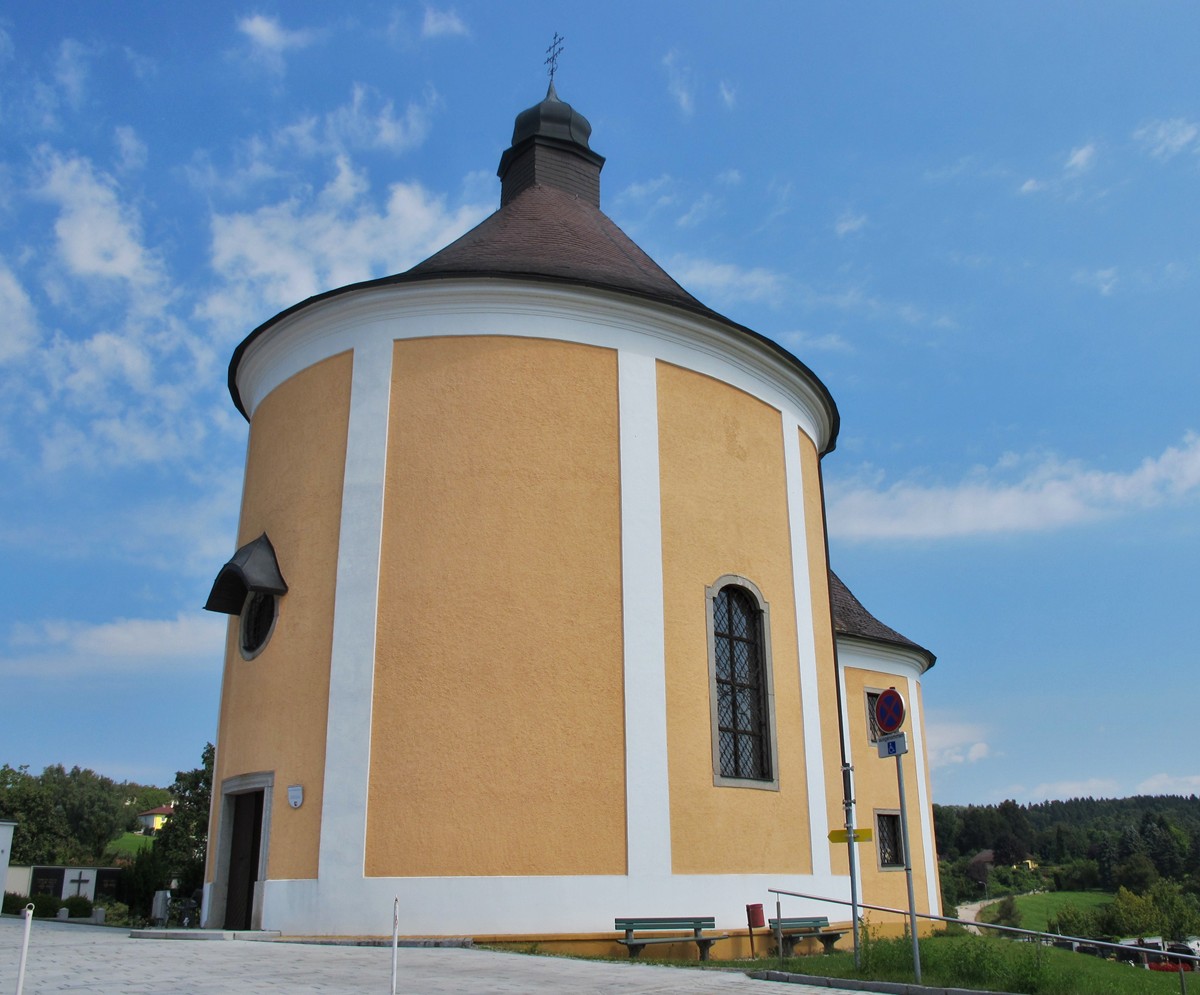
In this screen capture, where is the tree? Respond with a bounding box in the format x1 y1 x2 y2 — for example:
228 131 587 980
1100 886 1161 939
1114 852 1159 894
39 765 127 860
1049 902 1099 939
0 764 73 864
119 842 171 921
154 743 213 895
993 895 1021 928
1148 880 1200 941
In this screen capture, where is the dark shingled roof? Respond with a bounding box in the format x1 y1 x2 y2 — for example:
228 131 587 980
406 183 705 310
830 572 935 669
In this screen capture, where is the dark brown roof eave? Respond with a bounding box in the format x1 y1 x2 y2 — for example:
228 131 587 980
227 269 841 455
830 571 937 671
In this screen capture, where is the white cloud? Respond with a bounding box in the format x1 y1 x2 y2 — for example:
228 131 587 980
776 329 853 354
799 283 952 330
190 86 442 198
1064 142 1096 173
325 83 440 154
15 150 234 474
716 169 742 186
1019 142 1097 195
827 432 1200 541
36 149 160 287
763 178 793 225
719 80 736 109
2 612 226 678
206 162 490 314
0 25 13 62
1137 773 1200 795
421 7 468 38
616 174 676 211
54 39 91 110
236 14 317 74
1074 265 1118 296
670 256 784 305
663 50 694 117
677 193 718 228
926 716 992 769
1133 118 1199 161
835 211 867 237
114 125 147 171
0 261 39 362
123 46 157 80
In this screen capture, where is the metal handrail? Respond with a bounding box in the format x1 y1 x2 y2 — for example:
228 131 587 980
767 887 1200 967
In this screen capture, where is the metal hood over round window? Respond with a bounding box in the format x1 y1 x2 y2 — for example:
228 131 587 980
203 533 288 615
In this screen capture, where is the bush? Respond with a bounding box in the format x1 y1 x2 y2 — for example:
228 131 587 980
96 899 130 926
119 841 170 919
1048 902 1100 939
62 894 93 918
3 891 31 914
28 893 64 918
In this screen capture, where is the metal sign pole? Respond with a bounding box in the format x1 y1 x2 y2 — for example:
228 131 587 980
842 762 861 968
895 751 921 984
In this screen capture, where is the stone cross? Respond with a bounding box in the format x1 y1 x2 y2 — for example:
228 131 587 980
69 871 90 896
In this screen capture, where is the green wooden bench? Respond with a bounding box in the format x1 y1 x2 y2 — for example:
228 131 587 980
769 916 847 955
614 916 729 960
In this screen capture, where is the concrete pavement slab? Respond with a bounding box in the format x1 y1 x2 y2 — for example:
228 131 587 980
1 916 868 994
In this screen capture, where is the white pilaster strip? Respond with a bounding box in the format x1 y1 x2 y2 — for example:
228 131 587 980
783 414 831 877
906 674 941 914
618 351 672 877
835 659 865 904
318 337 393 881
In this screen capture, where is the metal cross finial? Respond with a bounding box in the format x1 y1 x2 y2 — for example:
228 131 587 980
544 32 564 83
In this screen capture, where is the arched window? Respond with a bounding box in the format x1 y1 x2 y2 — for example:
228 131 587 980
706 577 778 788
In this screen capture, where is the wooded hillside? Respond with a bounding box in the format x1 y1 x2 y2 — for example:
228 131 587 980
935 796 1200 911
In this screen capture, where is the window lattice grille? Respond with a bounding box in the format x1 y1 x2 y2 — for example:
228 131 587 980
877 813 903 867
866 691 882 743
714 586 769 780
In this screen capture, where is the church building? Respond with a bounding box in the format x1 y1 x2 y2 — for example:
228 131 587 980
203 81 940 950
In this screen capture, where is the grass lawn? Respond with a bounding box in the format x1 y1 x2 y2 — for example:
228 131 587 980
979 891 1113 933
763 932 1189 995
103 831 153 859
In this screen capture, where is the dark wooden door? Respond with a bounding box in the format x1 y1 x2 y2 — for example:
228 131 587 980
223 790 264 930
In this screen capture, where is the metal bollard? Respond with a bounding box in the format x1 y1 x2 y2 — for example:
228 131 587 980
16 902 34 995
391 896 400 995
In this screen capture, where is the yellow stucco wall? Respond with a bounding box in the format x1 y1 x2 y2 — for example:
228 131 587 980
798 431 847 874
657 362 812 875
366 335 626 877
843 667 933 917
209 351 352 882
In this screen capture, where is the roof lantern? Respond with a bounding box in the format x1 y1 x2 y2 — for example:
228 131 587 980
497 82 605 207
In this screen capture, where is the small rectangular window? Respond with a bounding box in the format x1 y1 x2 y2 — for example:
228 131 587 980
876 811 903 868
865 690 882 743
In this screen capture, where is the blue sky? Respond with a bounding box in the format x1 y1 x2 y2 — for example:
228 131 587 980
0 3 1196 806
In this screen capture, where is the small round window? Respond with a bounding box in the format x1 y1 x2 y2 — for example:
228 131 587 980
239 591 278 660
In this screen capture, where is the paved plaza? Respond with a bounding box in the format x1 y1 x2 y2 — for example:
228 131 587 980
1 917 866 995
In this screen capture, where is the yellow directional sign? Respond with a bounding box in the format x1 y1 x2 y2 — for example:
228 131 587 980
828 828 873 844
